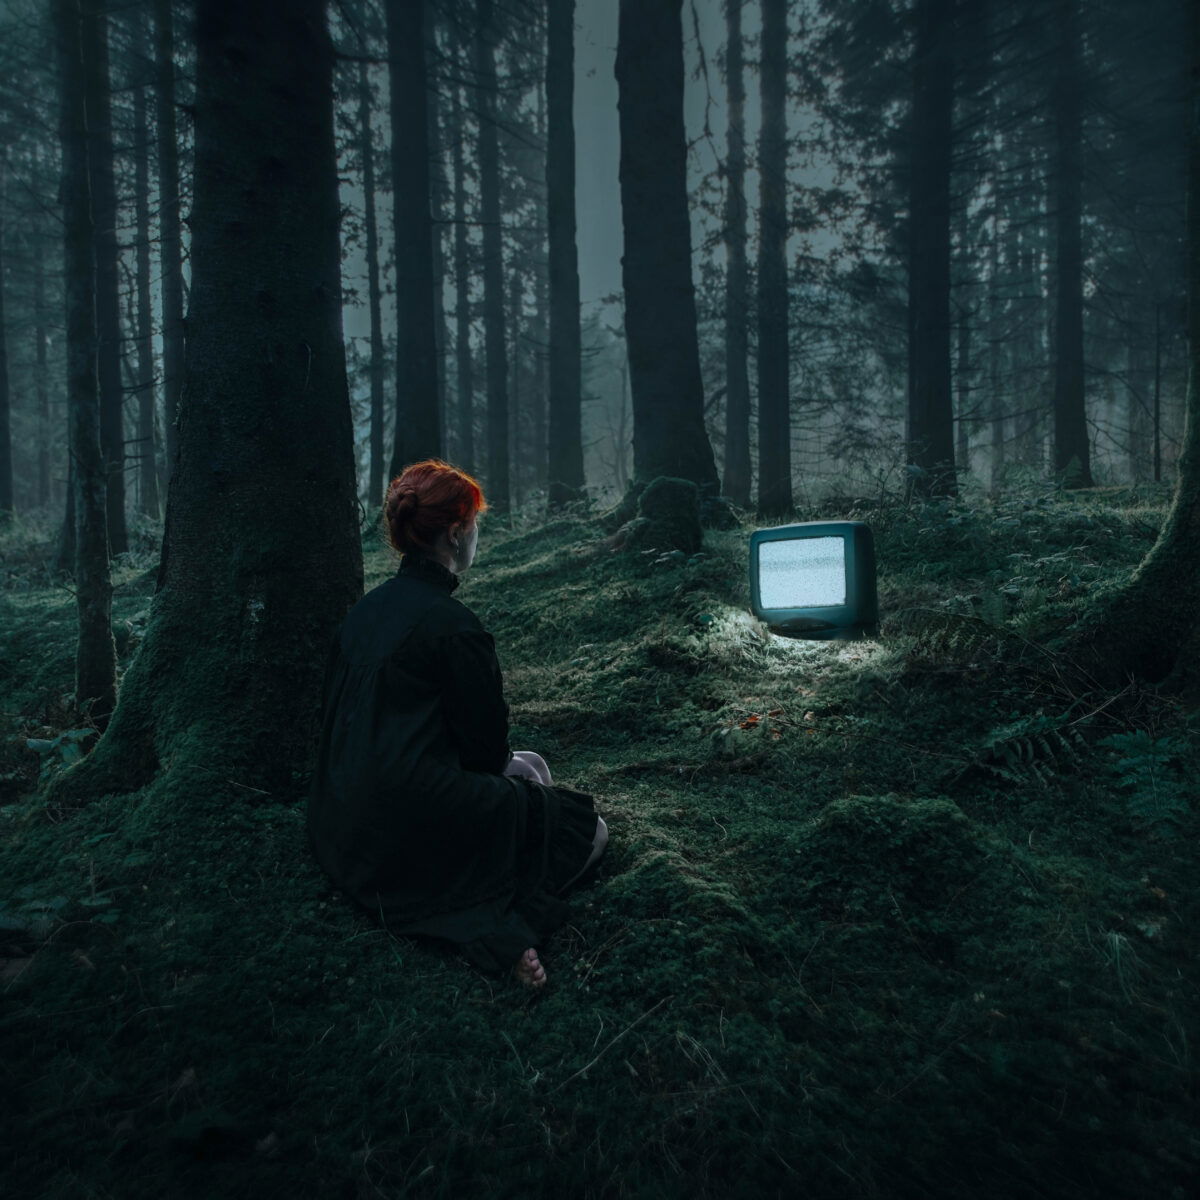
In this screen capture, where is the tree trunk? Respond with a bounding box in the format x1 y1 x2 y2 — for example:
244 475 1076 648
477 0 509 510
722 0 751 509
906 0 957 498
532 79 549 497
386 0 441 475
54 0 116 726
955 297 971 475
428 4 449 453
451 78 475 472
615 0 720 495
55 458 77 575
356 55 386 508
134 30 160 521
46 0 363 805
1051 0 1093 487
546 0 584 510
82 0 127 554
0 156 12 524
1154 300 1163 482
533 233 548 496
154 0 184 491
1126 341 1148 482
509 267 523 508
755 0 791 515
34 204 51 509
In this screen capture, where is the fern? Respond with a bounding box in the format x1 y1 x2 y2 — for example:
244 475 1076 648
1099 730 1193 838
887 608 1010 665
949 712 1086 788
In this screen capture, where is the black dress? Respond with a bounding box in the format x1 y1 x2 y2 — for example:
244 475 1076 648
306 551 599 974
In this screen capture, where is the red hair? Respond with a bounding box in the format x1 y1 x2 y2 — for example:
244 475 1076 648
383 459 487 556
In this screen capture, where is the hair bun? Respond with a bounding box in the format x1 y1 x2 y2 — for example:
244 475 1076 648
382 458 487 557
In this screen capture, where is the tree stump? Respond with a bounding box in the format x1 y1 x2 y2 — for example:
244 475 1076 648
615 476 703 554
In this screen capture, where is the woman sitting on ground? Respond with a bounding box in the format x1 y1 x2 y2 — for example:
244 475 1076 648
307 459 608 988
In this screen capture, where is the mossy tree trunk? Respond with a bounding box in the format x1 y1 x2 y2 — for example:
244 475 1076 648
1075 0 1200 684
55 0 116 726
386 0 442 474
615 0 720 499
46 0 362 805
546 0 585 511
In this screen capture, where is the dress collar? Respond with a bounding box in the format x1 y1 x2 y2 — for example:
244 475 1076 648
397 551 460 594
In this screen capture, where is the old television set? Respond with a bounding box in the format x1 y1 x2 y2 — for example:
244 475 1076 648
749 521 878 639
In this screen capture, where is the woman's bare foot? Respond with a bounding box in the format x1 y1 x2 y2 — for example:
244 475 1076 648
514 947 547 989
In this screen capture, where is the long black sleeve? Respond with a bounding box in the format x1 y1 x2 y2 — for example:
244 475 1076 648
438 629 513 774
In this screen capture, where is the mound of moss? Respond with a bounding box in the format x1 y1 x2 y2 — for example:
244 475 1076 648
2 489 1198 1199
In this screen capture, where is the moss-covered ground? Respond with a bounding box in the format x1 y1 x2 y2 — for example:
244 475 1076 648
1 487 1197 1198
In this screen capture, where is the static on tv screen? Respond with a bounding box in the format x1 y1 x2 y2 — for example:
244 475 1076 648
758 536 846 609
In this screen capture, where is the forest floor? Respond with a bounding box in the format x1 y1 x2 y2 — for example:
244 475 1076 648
1 484 1197 1199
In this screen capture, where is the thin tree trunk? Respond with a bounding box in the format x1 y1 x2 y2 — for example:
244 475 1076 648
154 0 184 489
955 298 971 474
427 4 449 453
134 33 160 520
546 0 584 509
55 458 77 573
356 55 386 507
477 0 509 510
532 77 549 496
756 0 791 514
0 156 12 524
509 266 523 508
906 0 957 498
386 0 441 476
722 0 751 508
83 0 127 555
534 270 548 496
47 0 363 805
55 0 116 726
1052 0 1093 486
1154 300 1163 482
35 204 51 508
1126 342 1147 482
452 79 475 472
615 0 720 494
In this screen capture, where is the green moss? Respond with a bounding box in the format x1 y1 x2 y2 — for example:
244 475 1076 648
1 491 1198 1198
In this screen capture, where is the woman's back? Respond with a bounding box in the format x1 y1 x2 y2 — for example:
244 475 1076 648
307 552 525 925
306 458 604 985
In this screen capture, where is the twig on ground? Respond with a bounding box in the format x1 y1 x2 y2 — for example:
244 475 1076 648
551 994 673 1091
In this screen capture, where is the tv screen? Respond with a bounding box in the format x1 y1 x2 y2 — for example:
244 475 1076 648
749 521 877 639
